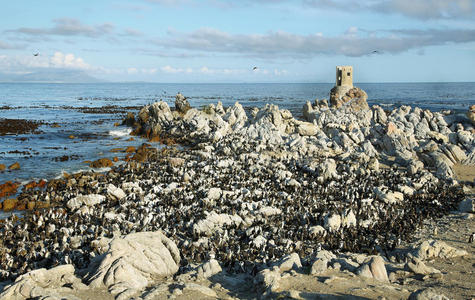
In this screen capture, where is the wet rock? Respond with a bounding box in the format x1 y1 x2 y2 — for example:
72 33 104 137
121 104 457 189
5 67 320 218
8 162 20 170
123 112 136 126
2 198 18 211
88 231 180 298
90 158 113 168
0 181 18 198
0 164 5 171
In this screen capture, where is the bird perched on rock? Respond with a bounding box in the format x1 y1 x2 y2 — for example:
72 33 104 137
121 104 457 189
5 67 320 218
469 232 475 243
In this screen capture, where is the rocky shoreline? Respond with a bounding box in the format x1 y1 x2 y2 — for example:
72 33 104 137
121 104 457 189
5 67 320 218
0 90 474 299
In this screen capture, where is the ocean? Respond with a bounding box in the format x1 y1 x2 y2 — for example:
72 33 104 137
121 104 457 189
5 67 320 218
0 82 474 185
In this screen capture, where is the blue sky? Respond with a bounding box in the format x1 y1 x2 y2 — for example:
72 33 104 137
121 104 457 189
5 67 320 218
0 0 474 82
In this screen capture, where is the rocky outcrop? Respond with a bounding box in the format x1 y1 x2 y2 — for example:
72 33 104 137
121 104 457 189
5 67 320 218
0 265 87 300
330 87 368 111
175 92 190 114
467 104 475 126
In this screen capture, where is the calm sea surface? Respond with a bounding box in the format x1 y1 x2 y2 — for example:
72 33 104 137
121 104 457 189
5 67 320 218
0 82 474 184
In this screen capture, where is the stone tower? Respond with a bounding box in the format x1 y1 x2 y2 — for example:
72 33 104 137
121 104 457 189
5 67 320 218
330 65 368 111
336 66 353 87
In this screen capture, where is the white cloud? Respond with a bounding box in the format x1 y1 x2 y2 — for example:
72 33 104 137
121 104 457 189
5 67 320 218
161 65 193 74
50 52 91 70
127 67 139 74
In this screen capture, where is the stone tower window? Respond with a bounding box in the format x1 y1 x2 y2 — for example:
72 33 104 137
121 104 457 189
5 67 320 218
347 72 351 76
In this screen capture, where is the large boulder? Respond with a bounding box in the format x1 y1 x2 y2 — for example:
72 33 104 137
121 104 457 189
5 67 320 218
88 231 180 299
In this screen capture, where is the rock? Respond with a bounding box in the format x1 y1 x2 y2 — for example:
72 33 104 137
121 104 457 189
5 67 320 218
406 257 440 275
414 240 468 260
175 92 190 114
318 159 338 181
89 158 113 168
255 267 281 291
309 225 326 237
409 288 449 300
2 198 18 211
0 164 5 171
182 283 217 298
66 194 105 210
272 253 302 272
123 112 135 126
88 231 180 298
193 211 243 236
207 187 222 201
197 259 222 278
356 256 388 282
107 184 126 200
297 122 318 136
369 256 389 282
374 187 404 204
168 157 185 167
0 181 18 198
125 146 136 153
459 197 474 213
8 162 20 170
467 104 475 126
324 213 341 232
310 258 328 275
330 87 369 111
0 264 86 300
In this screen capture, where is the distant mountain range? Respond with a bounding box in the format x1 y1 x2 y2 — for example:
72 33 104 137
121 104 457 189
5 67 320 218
0 69 102 83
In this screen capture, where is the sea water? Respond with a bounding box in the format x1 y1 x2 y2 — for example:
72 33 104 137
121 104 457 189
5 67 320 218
0 82 474 184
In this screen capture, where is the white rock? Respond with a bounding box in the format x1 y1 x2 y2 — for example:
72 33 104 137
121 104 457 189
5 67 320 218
193 212 243 236
107 184 126 200
272 253 302 272
207 187 222 201
309 225 326 237
197 259 222 278
324 213 341 232
66 194 105 210
310 259 328 275
88 231 180 298
0 265 86 300
414 240 468 260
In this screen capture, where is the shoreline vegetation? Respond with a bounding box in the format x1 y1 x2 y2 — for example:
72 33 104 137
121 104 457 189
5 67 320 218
0 88 474 299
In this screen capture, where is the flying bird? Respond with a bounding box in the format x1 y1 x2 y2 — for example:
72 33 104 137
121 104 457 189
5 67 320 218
372 50 380 54
252 67 258 71
33 53 39 57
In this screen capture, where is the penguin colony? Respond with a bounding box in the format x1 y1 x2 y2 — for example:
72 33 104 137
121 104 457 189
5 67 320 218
0 140 464 281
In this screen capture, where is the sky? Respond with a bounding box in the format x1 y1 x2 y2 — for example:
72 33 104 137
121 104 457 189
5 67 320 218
0 0 474 83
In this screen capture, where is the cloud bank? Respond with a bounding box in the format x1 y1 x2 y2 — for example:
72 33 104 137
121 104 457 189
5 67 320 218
152 27 475 58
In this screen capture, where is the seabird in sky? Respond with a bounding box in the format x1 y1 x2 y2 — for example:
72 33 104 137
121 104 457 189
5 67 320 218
33 52 39 56
253 67 258 70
